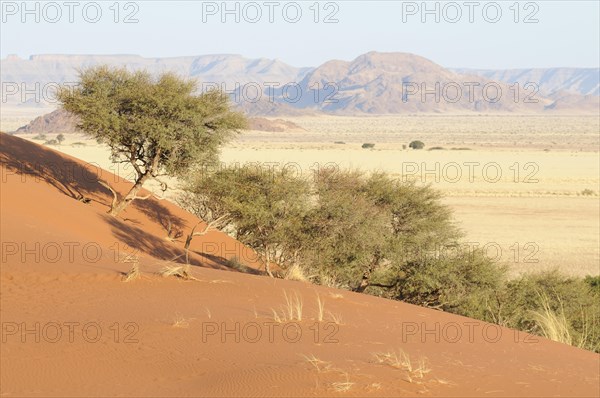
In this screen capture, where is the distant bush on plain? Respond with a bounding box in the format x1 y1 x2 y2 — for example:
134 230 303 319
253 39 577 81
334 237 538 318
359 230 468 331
409 140 425 149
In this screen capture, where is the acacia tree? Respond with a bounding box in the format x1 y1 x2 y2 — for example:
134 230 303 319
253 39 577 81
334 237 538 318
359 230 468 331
181 165 311 277
301 169 390 291
58 66 247 216
298 170 469 294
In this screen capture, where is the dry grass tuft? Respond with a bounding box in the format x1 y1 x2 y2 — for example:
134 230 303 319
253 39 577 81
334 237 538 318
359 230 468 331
271 308 285 323
284 264 310 282
531 293 572 345
271 290 303 322
327 311 343 325
121 259 141 282
172 313 192 328
316 294 325 322
330 372 354 392
320 274 348 290
367 383 382 391
373 349 431 383
160 264 197 280
302 354 332 373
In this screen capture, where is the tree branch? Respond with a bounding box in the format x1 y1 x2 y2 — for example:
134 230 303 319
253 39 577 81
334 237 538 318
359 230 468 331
183 214 231 264
191 214 231 237
98 179 120 209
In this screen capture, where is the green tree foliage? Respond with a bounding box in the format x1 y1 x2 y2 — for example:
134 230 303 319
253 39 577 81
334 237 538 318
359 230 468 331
378 250 507 320
489 270 600 352
303 169 390 291
182 165 310 276
58 66 247 216
182 165 599 352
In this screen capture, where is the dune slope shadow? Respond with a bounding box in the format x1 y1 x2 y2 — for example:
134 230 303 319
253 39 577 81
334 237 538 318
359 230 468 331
132 198 188 241
101 214 242 271
0 133 112 205
1 133 264 274
195 251 263 275
101 213 202 266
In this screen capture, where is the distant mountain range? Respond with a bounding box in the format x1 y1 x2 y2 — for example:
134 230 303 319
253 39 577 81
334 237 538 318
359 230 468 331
2 52 598 115
451 67 600 96
12 109 305 135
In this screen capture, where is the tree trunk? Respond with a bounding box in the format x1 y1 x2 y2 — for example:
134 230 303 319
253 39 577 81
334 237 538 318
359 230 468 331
354 260 377 293
182 216 229 265
108 173 150 217
184 234 193 265
264 247 274 277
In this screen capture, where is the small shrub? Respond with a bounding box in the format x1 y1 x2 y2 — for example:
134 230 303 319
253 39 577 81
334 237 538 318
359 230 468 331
32 134 46 140
56 133 65 144
428 146 445 151
362 143 375 149
409 140 424 150
581 189 596 196
43 139 59 145
584 275 600 291
71 142 87 146
334 141 346 145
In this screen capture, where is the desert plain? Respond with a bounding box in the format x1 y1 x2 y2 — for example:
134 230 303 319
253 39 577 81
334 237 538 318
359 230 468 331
5 110 598 277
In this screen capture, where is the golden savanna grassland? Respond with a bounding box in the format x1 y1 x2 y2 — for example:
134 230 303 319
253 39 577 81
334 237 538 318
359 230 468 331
9 113 600 277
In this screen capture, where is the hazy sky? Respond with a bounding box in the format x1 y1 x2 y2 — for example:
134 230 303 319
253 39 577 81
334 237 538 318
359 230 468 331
1 1 599 68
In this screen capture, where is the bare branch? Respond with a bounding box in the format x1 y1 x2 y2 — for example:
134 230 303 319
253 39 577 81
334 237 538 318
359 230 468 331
164 218 184 242
183 214 231 264
189 214 229 237
98 179 120 209
134 192 155 200
152 176 169 192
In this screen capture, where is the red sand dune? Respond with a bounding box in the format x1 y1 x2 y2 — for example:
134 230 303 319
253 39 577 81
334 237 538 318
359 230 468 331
1 133 599 397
